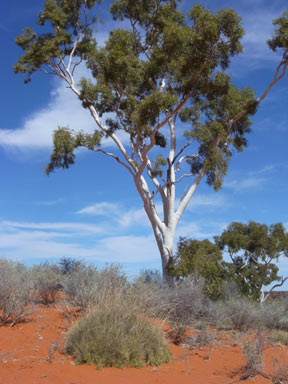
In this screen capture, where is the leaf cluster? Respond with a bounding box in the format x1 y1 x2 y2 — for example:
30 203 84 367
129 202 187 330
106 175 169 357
268 12 288 54
45 126 102 174
14 0 100 83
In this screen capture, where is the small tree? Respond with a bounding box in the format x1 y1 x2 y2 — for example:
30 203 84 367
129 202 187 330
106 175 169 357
170 238 226 299
14 0 288 282
215 222 288 302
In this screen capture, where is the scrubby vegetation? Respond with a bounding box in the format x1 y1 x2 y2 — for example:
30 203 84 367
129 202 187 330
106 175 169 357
2 256 288 370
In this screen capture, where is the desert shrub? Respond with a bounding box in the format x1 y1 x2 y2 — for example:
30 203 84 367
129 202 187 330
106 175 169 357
58 257 83 275
206 300 230 329
63 264 128 312
183 329 214 350
136 269 163 287
31 262 62 305
223 298 261 331
65 304 172 368
241 331 265 379
260 299 288 331
272 356 288 384
0 259 32 326
62 264 99 310
133 273 172 321
166 275 210 326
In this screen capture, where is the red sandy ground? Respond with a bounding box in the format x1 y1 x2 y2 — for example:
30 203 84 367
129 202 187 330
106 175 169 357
0 302 287 384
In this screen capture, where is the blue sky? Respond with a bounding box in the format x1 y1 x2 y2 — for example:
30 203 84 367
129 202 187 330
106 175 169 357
0 0 288 284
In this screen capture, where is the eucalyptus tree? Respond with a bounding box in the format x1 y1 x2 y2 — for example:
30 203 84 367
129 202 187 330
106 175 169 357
215 222 288 302
14 0 288 282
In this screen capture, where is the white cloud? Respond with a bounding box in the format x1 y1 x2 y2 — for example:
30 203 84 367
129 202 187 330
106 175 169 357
224 177 266 192
241 9 284 64
175 222 212 239
119 208 150 228
94 235 158 263
0 220 104 235
187 194 227 210
0 81 94 149
76 202 120 216
0 71 129 151
76 201 153 228
0 219 158 263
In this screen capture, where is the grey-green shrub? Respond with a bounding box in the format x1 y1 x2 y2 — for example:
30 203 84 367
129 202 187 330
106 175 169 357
63 264 127 311
31 262 62 305
224 298 261 331
0 259 32 326
260 299 288 331
166 275 210 326
65 305 172 368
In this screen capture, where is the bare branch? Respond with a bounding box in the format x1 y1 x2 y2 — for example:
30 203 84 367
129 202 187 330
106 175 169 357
175 153 199 173
91 148 136 177
174 173 194 184
263 276 288 302
172 141 193 165
228 49 288 129
257 50 288 104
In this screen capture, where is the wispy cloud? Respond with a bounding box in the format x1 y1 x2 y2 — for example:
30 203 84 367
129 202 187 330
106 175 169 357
34 198 64 206
187 194 227 210
175 222 212 239
224 177 266 192
0 220 104 235
248 164 277 176
118 208 149 228
0 219 158 263
76 202 120 216
77 201 152 228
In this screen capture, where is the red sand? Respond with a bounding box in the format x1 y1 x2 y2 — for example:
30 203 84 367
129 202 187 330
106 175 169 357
0 303 287 384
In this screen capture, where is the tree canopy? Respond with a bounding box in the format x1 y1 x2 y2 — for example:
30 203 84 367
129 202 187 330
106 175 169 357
171 222 288 301
170 237 226 300
216 222 288 302
14 0 288 281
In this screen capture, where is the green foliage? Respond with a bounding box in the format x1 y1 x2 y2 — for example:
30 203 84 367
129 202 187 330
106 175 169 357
181 72 256 190
215 221 288 300
14 0 284 191
14 0 100 83
170 238 226 300
268 12 288 52
45 126 102 174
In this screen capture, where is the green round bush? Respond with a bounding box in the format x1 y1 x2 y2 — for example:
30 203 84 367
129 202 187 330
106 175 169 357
65 306 172 368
